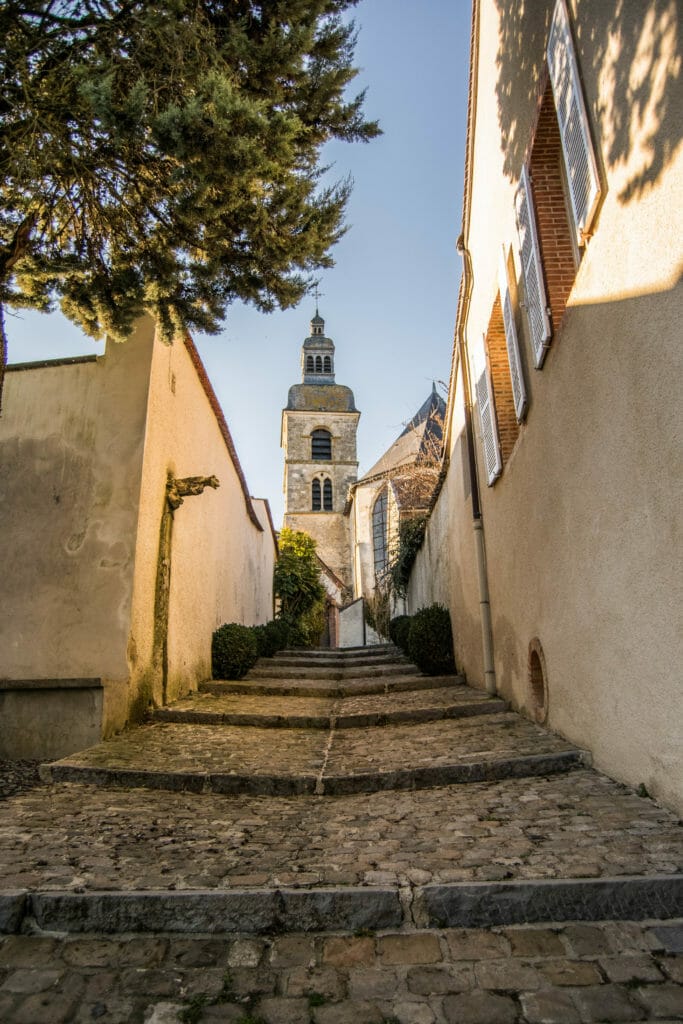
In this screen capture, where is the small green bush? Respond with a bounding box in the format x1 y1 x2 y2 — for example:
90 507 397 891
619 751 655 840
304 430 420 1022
252 619 289 658
407 604 455 676
211 623 258 679
389 614 412 652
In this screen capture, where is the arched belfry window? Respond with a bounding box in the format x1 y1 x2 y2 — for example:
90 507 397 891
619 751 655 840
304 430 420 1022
324 355 332 373
372 488 389 575
323 478 333 511
311 429 331 460
312 478 321 511
315 355 323 373
306 355 314 373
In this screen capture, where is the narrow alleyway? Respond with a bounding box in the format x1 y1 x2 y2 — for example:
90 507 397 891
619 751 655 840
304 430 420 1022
1 646 681 1023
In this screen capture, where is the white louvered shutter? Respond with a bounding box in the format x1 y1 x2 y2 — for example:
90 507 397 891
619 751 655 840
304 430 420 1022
475 362 502 486
515 165 551 368
498 250 528 421
547 0 602 242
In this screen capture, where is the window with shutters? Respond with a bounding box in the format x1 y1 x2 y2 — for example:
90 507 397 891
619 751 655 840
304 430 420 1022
306 355 314 373
315 356 323 373
324 355 332 373
515 0 602 367
312 478 321 511
372 488 389 575
311 429 332 460
476 363 503 487
483 295 523 469
323 478 333 511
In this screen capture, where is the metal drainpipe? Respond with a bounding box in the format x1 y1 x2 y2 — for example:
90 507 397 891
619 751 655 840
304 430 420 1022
455 0 496 695
456 239 497 696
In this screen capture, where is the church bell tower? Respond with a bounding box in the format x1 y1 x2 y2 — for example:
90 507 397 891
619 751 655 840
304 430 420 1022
281 311 359 588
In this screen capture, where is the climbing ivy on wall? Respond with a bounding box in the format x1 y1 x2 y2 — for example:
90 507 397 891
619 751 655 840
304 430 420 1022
390 516 427 598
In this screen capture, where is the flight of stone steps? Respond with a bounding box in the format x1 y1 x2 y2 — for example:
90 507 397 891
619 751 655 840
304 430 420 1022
41 644 585 797
5 642 675 941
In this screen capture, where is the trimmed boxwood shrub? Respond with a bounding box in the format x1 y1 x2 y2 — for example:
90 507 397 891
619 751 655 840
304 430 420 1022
407 604 455 676
211 623 258 679
252 619 290 658
389 614 412 653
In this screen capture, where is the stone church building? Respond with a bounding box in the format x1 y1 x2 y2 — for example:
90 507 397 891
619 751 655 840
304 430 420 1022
281 312 359 591
281 312 446 637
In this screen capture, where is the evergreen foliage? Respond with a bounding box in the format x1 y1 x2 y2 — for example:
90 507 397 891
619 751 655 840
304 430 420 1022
407 604 455 676
252 618 292 658
252 618 290 658
0 1 380 401
273 527 326 646
274 528 325 620
211 622 258 679
388 614 412 653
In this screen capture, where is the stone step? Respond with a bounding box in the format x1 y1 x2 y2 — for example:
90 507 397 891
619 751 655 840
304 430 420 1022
246 661 414 680
4 875 682 935
201 672 463 698
265 652 409 670
152 685 508 729
40 713 586 796
280 644 396 659
2 768 682 933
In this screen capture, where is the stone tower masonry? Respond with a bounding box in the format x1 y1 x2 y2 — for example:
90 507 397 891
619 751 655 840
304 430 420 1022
281 312 359 589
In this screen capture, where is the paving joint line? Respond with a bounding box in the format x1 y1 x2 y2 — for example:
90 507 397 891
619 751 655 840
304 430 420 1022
315 720 336 795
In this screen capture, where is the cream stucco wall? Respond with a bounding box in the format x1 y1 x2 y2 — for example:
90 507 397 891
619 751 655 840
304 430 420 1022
1 317 276 746
0 336 152 702
409 0 683 813
407 362 485 686
125 320 277 724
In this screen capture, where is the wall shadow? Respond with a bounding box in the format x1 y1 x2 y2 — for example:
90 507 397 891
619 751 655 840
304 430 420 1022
494 0 682 202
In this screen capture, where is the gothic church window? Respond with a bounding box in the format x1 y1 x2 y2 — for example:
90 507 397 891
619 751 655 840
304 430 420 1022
312 478 321 510
323 478 333 511
372 488 388 575
311 429 331 460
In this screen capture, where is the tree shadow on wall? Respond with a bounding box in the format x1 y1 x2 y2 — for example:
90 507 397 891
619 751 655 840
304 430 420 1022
494 0 682 202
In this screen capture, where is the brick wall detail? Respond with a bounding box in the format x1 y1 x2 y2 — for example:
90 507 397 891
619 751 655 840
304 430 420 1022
528 81 577 333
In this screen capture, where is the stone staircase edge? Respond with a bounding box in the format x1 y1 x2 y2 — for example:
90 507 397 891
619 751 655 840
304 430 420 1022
3 874 681 935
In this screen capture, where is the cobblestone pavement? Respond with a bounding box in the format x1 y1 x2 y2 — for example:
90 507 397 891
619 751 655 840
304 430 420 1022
0 760 42 802
152 685 505 728
0 771 679 893
41 713 580 796
0 920 682 1023
2 650 682 1020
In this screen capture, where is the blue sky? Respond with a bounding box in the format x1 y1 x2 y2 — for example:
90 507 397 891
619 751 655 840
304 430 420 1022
6 0 471 527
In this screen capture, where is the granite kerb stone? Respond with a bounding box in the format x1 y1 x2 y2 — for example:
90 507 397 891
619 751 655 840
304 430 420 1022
39 750 584 797
320 750 586 795
412 875 683 929
201 675 459 698
0 891 27 934
24 887 402 935
152 697 508 731
41 764 320 796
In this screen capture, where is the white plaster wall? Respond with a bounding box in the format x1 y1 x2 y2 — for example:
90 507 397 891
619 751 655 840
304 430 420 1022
412 0 683 813
127 323 276 712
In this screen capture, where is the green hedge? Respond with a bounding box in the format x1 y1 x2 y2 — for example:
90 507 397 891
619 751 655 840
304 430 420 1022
211 623 258 680
388 614 412 653
407 604 455 676
252 619 290 658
